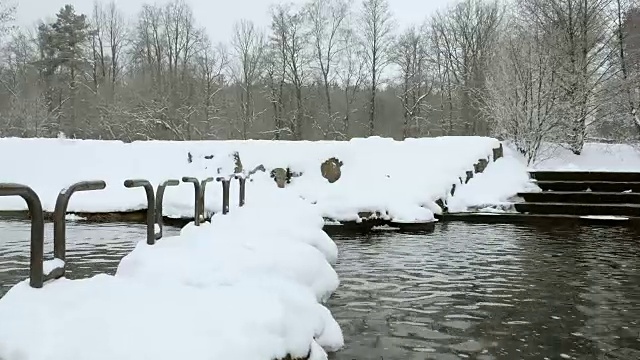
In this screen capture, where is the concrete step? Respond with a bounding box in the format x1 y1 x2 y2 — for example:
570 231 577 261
534 181 640 193
517 191 640 204
514 202 640 217
530 171 640 182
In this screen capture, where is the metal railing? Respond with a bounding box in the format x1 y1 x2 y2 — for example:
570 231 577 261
53 181 106 278
155 179 180 240
1 172 250 289
216 177 231 215
182 177 202 226
0 184 45 288
124 179 156 245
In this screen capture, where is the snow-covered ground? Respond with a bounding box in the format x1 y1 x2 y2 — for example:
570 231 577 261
0 189 342 360
446 145 539 212
445 142 640 212
529 142 640 171
0 136 503 222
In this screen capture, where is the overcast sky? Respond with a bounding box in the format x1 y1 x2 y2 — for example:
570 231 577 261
15 0 454 43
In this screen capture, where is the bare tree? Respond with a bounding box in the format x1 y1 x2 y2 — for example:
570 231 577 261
306 0 349 138
394 24 433 138
360 0 394 136
524 0 616 154
612 0 640 136
431 0 502 136
336 21 366 138
270 4 309 140
483 11 564 164
231 19 265 139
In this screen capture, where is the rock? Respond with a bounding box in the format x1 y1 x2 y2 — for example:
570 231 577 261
465 170 474 184
271 168 288 188
320 157 343 183
474 158 489 173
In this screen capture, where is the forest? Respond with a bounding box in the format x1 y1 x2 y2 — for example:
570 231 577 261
0 0 640 162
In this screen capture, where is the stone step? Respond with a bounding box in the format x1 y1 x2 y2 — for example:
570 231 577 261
517 191 640 204
534 181 640 193
530 171 640 182
514 202 640 217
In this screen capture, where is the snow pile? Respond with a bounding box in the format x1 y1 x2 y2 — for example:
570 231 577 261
530 142 640 171
0 190 343 360
0 136 501 222
446 141 640 212
447 145 539 212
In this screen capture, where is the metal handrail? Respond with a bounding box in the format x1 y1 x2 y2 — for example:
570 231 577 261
124 179 155 245
234 165 264 207
0 183 45 288
234 175 246 207
53 181 106 278
182 177 202 226
155 179 180 240
200 177 214 221
216 177 231 214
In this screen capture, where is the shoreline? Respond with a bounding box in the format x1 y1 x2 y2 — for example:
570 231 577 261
1 209 636 231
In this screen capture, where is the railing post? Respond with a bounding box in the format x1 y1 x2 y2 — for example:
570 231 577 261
182 177 202 226
53 180 106 278
234 174 246 207
200 177 214 221
0 183 45 288
216 177 231 215
124 179 155 245
155 179 180 240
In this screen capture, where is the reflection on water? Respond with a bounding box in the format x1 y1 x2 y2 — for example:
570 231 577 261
1 220 640 359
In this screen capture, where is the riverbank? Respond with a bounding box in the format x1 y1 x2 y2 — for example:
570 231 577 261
0 189 342 360
0 136 511 224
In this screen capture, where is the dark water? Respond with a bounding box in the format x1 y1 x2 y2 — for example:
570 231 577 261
1 221 640 359
0 220 181 295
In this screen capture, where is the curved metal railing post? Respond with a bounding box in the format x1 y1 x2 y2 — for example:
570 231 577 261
124 179 155 245
155 179 180 240
182 177 202 226
200 177 214 221
53 181 106 273
0 183 45 288
216 177 231 215
234 174 246 207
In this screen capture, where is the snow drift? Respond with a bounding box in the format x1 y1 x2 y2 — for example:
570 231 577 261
0 188 343 360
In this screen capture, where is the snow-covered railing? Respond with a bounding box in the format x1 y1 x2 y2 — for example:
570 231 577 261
0 175 248 289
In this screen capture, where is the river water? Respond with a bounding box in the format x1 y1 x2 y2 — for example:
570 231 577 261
1 220 639 359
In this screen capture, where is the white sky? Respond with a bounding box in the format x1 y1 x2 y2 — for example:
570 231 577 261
15 0 454 44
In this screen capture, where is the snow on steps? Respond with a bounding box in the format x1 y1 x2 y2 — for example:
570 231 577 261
0 190 343 360
0 136 503 224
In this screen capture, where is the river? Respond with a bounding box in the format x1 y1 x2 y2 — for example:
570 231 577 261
1 220 639 359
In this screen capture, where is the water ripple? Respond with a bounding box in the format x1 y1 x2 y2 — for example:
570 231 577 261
0 220 180 295
328 223 640 360
2 221 640 359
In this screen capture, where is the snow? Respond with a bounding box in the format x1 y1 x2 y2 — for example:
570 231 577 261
579 215 630 221
447 146 539 212
64 213 87 221
0 136 501 222
530 142 640 171
42 258 65 276
0 191 343 360
447 141 640 212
